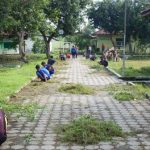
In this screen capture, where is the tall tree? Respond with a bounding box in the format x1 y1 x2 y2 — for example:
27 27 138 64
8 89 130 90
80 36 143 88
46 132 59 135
39 0 91 58
65 23 95 50
88 0 150 52
88 0 123 48
0 0 47 61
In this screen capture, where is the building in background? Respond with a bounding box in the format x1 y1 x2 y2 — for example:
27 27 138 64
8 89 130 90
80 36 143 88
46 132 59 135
0 39 19 54
92 29 123 53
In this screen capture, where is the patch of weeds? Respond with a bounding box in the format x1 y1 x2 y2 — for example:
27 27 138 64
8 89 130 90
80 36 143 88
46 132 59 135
24 133 33 143
58 83 95 95
90 64 102 71
31 82 41 86
114 92 134 101
105 83 149 101
55 115 125 145
19 103 39 120
47 79 59 83
0 99 38 120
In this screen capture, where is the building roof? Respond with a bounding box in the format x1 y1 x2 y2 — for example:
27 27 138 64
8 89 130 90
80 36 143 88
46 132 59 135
141 8 150 17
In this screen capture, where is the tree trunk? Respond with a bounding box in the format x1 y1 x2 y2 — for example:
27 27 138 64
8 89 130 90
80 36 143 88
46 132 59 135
18 31 28 63
45 40 51 58
110 35 116 48
40 30 56 58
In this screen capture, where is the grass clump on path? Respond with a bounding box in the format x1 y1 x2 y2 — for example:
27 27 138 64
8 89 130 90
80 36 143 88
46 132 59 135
106 83 150 101
83 59 102 72
1 99 39 120
58 83 95 95
114 92 134 101
55 115 124 145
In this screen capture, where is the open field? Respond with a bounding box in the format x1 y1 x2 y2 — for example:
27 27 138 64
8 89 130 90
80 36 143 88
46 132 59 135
109 60 150 77
0 54 46 102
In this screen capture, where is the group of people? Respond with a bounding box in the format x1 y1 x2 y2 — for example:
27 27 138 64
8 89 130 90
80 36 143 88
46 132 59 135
35 56 55 82
59 45 78 61
103 47 119 62
71 45 78 58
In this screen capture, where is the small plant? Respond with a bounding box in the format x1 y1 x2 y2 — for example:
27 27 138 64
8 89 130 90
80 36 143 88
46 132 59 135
55 115 124 145
58 83 95 95
114 92 134 101
19 103 39 120
24 133 33 143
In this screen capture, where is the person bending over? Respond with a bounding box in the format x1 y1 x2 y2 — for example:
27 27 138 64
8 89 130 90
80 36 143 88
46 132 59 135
41 62 55 75
35 64 50 82
47 55 56 65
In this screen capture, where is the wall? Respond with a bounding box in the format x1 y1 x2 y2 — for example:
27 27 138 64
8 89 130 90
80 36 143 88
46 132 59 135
96 35 124 52
0 40 19 54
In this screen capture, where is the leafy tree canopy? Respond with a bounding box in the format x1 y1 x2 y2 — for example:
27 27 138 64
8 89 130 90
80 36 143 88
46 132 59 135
88 0 150 45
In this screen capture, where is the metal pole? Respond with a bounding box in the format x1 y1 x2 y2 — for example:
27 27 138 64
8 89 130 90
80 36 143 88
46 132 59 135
122 0 127 77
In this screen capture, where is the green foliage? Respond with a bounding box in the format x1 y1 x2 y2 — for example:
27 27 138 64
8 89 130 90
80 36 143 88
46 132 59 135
109 60 150 77
65 23 95 50
88 0 150 46
0 54 46 115
39 0 92 56
1 100 38 120
32 38 45 53
0 0 46 32
66 33 93 50
114 92 134 101
106 83 150 101
0 0 47 57
58 83 95 95
24 133 33 143
88 0 123 34
55 115 124 145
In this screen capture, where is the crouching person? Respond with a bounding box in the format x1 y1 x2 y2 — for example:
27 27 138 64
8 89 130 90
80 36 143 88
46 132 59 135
35 64 50 82
41 62 55 76
99 57 108 67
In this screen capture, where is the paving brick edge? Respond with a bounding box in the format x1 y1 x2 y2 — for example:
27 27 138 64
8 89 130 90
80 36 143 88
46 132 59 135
105 67 135 86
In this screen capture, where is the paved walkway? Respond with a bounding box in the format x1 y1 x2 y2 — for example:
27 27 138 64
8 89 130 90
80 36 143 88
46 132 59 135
1 58 150 150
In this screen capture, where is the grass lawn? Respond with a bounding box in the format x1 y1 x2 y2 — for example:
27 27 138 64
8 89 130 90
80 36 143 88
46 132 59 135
0 53 68 115
0 54 47 102
0 54 48 115
109 60 150 77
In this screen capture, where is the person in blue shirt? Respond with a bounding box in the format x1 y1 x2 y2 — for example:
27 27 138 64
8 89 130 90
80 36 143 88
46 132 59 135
71 46 77 59
47 55 56 65
41 62 55 75
35 64 50 82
